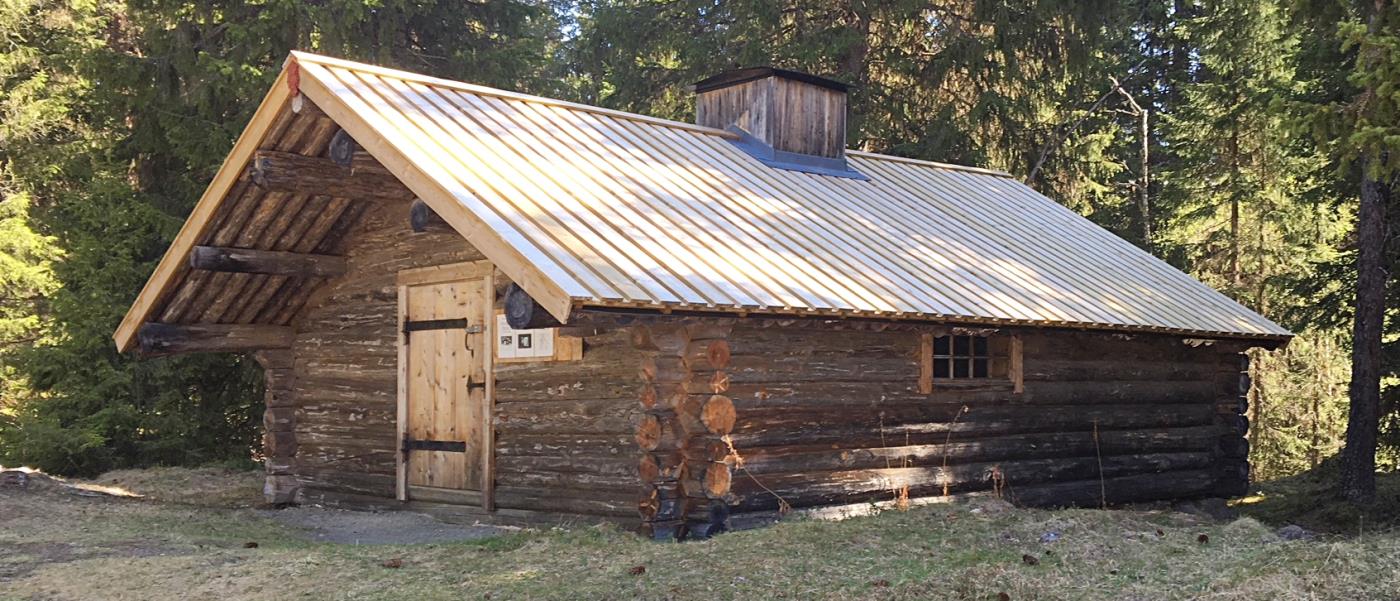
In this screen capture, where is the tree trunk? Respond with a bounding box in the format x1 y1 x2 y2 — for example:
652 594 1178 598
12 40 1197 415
1137 106 1152 250
1340 163 1390 504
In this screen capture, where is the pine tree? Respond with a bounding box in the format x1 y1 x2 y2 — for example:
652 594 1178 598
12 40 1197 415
1292 0 1400 503
0 0 567 474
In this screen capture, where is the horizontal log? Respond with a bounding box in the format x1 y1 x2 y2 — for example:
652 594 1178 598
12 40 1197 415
495 433 635 457
726 452 1213 512
189 245 346 278
495 398 639 435
1006 468 1220 507
495 454 639 478
630 324 691 354
1023 358 1230 383
248 150 413 203
493 485 635 517
495 469 637 490
137 323 293 356
725 403 1217 448
727 426 1223 475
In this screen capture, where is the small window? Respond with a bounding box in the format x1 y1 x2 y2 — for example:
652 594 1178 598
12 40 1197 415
933 334 989 380
919 332 1022 393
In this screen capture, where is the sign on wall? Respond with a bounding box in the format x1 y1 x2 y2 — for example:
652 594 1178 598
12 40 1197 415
495 314 556 360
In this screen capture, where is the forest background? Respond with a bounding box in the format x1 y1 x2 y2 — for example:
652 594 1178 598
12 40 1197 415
0 0 1395 497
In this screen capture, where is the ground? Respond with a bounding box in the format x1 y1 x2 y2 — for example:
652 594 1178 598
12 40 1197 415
2 467 1399 601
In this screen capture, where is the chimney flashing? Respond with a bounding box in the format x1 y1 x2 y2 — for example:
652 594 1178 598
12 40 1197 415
725 126 869 180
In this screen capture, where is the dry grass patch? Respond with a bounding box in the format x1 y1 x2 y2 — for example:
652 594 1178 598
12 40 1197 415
86 466 264 507
3 467 1400 600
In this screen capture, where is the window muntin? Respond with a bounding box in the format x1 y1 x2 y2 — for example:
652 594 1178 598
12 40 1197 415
919 332 1022 394
932 334 990 379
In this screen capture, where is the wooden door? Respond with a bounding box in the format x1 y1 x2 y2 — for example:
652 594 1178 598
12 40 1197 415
395 262 494 506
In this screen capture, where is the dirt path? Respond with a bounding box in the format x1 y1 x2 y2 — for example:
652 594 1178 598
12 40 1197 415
261 507 510 545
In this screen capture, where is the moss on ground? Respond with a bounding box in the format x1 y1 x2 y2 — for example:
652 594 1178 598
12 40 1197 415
1233 459 1400 534
1 467 1398 600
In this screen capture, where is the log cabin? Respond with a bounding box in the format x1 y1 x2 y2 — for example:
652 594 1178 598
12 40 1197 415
115 52 1290 539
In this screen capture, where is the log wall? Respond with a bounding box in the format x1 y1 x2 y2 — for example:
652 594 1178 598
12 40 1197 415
274 199 1252 527
688 320 1251 517
289 198 481 505
285 198 643 520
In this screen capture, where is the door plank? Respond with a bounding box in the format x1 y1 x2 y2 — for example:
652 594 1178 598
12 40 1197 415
398 265 493 500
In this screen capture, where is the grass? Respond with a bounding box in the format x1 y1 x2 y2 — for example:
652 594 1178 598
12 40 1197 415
1234 459 1400 534
2 467 1399 600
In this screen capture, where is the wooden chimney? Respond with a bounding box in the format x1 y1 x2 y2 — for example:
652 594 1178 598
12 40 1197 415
693 67 851 164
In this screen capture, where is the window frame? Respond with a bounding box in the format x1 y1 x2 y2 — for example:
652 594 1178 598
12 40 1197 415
919 332 1023 394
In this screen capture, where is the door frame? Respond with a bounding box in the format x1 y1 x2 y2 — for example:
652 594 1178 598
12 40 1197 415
394 260 495 510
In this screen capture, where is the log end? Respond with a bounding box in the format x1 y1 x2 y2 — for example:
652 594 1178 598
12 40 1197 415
701 395 736 435
504 283 561 330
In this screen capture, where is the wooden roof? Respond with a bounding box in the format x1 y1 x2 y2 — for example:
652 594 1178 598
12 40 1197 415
114 52 1290 352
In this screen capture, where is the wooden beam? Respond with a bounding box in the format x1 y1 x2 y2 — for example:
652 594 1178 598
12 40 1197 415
189 246 346 277
504 283 562 329
328 129 358 167
293 56 575 325
136 323 294 357
113 65 297 353
247 150 414 202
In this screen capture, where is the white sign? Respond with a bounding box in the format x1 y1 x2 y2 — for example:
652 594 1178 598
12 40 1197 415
495 314 555 360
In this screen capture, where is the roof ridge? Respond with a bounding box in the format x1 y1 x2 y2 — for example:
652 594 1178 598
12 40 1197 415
289 51 741 140
288 51 1015 180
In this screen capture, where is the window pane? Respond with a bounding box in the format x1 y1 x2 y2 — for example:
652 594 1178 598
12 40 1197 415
973 358 989 378
933 335 950 355
973 336 988 356
953 358 970 378
933 358 950 378
953 335 970 356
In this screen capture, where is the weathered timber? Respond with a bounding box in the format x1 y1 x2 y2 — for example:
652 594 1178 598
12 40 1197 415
641 519 685 541
1007 469 1219 507
328 129 358 167
255 349 298 503
726 426 1223 475
137 323 293 356
631 323 694 354
409 198 451 233
189 245 346 278
725 452 1213 512
683 501 731 539
723 403 1217 449
504 283 562 329
683 339 730 371
636 413 684 451
699 395 736 435
247 150 413 203
492 486 635 517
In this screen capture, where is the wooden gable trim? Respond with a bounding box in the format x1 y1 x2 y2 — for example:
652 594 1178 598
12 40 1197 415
113 67 296 352
293 55 574 326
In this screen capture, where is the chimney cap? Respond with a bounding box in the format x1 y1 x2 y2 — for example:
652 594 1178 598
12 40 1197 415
691 67 850 94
